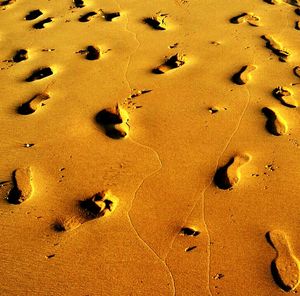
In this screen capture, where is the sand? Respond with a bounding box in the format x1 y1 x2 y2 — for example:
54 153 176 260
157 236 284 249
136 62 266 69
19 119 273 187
0 0 300 295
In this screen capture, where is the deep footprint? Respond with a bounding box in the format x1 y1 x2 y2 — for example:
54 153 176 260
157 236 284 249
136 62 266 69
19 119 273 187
101 10 120 21
53 191 118 232
25 67 53 82
79 191 118 219
153 53 186 74
86 45 100 60
18 93 50 115
79 11 97 22
214 153 251 190
230 12 260 26
7 167 33 204
232 65 256 85
180 227 200 237
294 66 300 78
25 9 43 20
262 107 288 136
33 17 53 29
261 35 290 62
95 103 129 139
264 0 300 6
13 49 28 63
144 13 168 30
272 87 297 108
0 0 16 7
266 230 300 292
53 216 83 232
74 0 85 8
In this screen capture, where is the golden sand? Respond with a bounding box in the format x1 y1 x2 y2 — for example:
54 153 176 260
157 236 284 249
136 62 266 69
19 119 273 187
1 0 300 295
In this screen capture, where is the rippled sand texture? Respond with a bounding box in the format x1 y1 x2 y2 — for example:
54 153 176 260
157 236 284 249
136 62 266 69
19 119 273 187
0 0 300 295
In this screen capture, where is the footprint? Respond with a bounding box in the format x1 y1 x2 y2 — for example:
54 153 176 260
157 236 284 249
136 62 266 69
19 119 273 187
294 66 300 78
18 93 50 115
0 0 15 7
33 17 53 29
54 191 118 232
53 216 83 232
272 87 297 108
230 12 260 26
79 11 97 22
286 0 300 6
264 0 284 4
264 0 300 6
266 230 300 292
25 9 43 20
100 10 120 21
79 190 118 219
232 65 256 85
262 107 288 136
214 154 251 190
6 167 33 204
95 103 129 139
261 35 290 62
73 0 85 8
153 53 186 74
144 13 168 30
26 67 53 82
180 227 200 237
13 49 28 63
85 45 100 60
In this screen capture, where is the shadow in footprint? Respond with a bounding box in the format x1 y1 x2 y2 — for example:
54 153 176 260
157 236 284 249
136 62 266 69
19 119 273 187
95 104 129 139
214 158 235 190
18 93 50 115
25 9 43 20
33 17 53 29
13 49 28 63
74 0 85 8
86 45 100 60
144 13 167 30
7 167 33 204
0 0 15 6
79 11 97 22
262 107 287 136
153 53 185 74
266 231 300 292
101 11 120 21
26 67 53 82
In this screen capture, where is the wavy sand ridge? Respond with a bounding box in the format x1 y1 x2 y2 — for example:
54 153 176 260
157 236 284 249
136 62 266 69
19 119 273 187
267 230 300 292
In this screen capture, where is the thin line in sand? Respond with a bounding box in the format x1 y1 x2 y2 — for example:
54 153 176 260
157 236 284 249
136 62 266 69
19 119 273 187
114 0 176 294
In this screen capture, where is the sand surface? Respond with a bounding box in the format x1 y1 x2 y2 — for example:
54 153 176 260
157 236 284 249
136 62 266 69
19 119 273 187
1 0 300 295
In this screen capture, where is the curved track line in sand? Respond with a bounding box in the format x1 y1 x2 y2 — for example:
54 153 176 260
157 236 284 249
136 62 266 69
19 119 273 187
114 1 176 294
165 47 255 294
